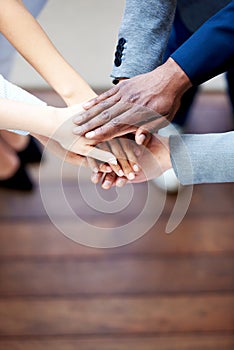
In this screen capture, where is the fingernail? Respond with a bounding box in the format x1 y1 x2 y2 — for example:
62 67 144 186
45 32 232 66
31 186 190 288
118 170 124 177
138 134 146 144
104 166 112 172
102 180 111 189
128 172 135 180
91 174 100 184
108 158 118 165
133 164 139 172
82 101 91 108
116 179 126 187
85 131 95 138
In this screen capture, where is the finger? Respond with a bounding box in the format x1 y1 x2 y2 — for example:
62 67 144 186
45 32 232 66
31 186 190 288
108 138 135 180
98 141 125 177
97 140 126 178
116 177 128 188
95 142 113 173
118 137 141 173
84 104 160 141
87 123 136 142
73 93 121 128
91 171 103 184
86 146 117 165
73 99 129 138
102 172 117 190
135 132 152 149
108 138 131 177
82 86 119 109
124 133 142 157
87 157 100 173
135 117 168 145
100 162 124 177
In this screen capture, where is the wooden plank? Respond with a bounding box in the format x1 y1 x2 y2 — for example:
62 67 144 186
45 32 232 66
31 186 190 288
0 295 233 335
0 216 233 258
0 256 233 296
0 182 233 219
0 334 234 350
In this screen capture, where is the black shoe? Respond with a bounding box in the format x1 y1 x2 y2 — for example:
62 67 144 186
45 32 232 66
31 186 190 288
17 136 43 165
0 165 34 192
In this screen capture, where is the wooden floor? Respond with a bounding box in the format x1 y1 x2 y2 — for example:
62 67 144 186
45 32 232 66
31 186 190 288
0 90 233 350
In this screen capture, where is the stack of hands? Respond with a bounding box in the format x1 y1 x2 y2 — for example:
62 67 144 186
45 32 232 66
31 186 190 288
1 58 186 189
32 60 186 189
66 58 189 189
31 99 172 190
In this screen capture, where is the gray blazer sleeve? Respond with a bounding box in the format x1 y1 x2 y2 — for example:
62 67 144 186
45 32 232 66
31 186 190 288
111 0 176 79
169 132 234 184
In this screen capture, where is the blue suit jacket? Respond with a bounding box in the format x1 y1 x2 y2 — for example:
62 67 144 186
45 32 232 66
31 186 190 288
171 0 234 85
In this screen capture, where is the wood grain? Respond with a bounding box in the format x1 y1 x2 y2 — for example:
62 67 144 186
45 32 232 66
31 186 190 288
0 335 234 350
0 256 233 296
0 295 233 336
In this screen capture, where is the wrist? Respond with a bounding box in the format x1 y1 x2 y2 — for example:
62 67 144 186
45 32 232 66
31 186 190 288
64 89 97 106
160 58 192 97
57 76 97 106
159 136 172 173
151 135 172 173
42 106 62 138
46 104 85 145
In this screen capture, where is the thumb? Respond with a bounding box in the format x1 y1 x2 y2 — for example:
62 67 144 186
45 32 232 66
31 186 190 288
135 128 147 145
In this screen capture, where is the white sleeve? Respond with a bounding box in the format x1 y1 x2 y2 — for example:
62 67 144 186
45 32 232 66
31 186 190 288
0 74 46 135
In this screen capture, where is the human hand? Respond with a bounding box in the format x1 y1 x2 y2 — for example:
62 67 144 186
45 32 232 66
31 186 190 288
73 58 192 143
88 135 142 189
33 133 140 184
34 133 141 190
35 104 143 181
49 104 117 165
131 134 172 183
33 134 88 167
90 134 172 189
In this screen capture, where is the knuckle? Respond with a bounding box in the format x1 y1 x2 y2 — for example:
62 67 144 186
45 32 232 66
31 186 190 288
85 119 96 131
113 94 121 103
80 111 91 123
100 110 111 122
111 118 121 127
119 80 128 88
109 85 119 95
93 97 99 104
127 93 140 103
100 100 109 108
103 90 112 99
96 126 106 137
78 124 88 135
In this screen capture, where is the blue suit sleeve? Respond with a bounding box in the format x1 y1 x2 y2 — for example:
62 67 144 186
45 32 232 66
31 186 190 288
171 0 234 85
